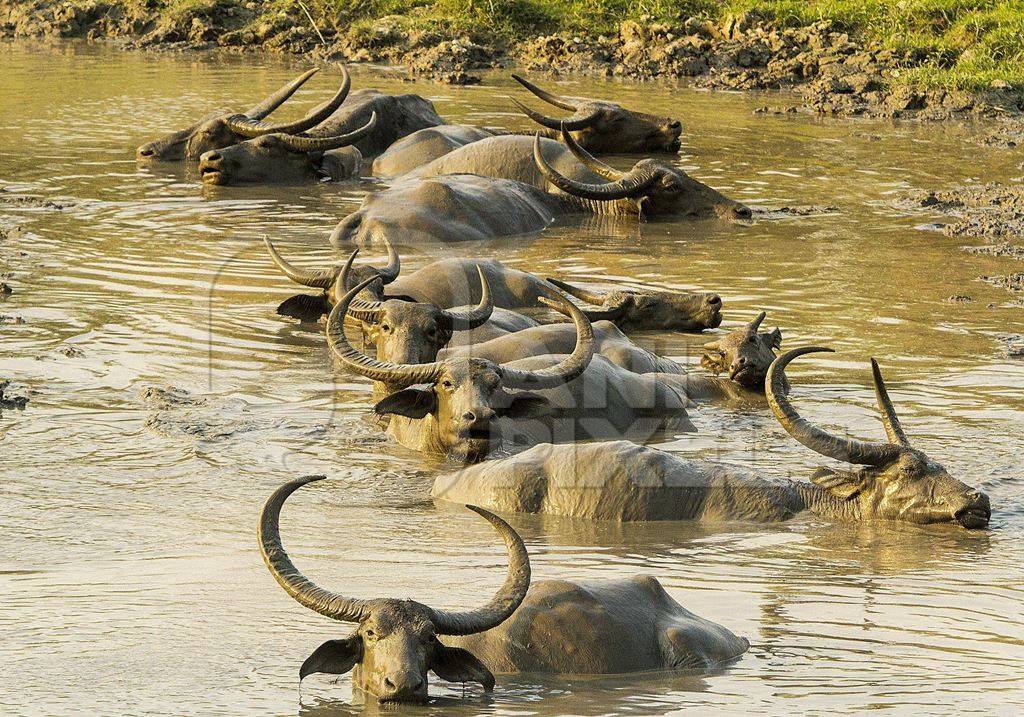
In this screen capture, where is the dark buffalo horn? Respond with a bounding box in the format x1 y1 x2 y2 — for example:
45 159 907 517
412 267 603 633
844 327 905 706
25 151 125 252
432 506 531 636
244 67 320 120
259 475 372 623
767 347 902 467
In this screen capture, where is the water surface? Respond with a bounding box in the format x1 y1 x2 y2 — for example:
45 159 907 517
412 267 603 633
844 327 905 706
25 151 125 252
1 41 1022 716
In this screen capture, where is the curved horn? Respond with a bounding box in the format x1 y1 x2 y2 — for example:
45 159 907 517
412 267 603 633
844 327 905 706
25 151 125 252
244 67 320 119
500 288 595 389
441 267 493 330
227 66 351 138
534 133 656 201
747 311 767 336
538 295 629 322
432 506 531 636
510 98 601 132
871 358 912 447
546 277 608 305
278 111 377 153
326 276 445 387
767 347 901 467
510 73 578 111
331 249 384 321
259 475 371 623
378 236 401 284
264 236 338 290
560 127 626 181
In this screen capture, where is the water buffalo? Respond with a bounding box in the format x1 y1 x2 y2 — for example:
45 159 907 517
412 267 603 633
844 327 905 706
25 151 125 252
329 277 694 462
266 239 722 336
263 477 747 703
260 475 530 703
198 112 377 185
136 66 352 161
543 277 722 332
408 130 750 221
700 311 783 389
508 73 682 154
332 134 747 247
371 74 682 177
433 348 991 528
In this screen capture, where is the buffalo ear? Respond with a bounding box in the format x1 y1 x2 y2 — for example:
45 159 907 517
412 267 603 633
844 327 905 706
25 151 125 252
374 388 437 419
811 467 864 500
300 636 362 681
767 328 783 349
500 392 551 419
276 293 331 322
700 351 726 374
431 641 495 691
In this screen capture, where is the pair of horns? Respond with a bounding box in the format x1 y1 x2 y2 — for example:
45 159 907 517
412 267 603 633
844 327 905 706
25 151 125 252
264 235 400 291
259 475 530 636
337 249 493 331
702 311 768 351
225 65 351 138
767 348 911 467
327 276 594 389
535 129 657 201
542 277 632 321
510 74 602 131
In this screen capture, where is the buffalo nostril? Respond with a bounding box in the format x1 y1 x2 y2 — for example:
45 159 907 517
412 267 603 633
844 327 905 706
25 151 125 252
205 152 221 161
706 295 722 307
383 677 395 690
138 147 153 157
463 411 476 422
668 120 681 130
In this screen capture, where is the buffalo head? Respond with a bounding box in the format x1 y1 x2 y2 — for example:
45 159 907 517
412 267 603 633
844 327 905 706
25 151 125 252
511 74 681 153
542 277 722 332
327 276 595 461
701 311 782 388
535 129 751 222
338 249 494 366
767 348 991 529
198 111 376 185
137 66 351 161
260 475 530 703
264 236 402 322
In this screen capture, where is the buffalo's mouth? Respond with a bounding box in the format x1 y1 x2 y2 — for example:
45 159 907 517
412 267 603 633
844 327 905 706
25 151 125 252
954 505 991 529
200 166 226 185
729 364 766 387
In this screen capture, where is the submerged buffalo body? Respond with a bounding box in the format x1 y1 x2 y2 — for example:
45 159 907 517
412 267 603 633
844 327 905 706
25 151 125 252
450 575 748 674
197 89 444 184
434 349 992 528
372 74 682 178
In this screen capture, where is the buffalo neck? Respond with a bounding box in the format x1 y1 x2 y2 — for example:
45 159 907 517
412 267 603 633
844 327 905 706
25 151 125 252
790 481 862 521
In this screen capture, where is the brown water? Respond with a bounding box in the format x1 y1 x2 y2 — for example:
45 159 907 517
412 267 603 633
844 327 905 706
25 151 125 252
2 41 1023 716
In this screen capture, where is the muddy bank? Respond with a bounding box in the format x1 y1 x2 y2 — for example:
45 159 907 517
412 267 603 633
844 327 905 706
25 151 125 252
2 2 1021 120
904 182 1024 301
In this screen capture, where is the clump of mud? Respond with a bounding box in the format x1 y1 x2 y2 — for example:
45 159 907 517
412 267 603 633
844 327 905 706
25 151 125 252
905 183 1024 240
980 273 1024 293
140 384 295 440
0 379 29 410
999 334 1024 358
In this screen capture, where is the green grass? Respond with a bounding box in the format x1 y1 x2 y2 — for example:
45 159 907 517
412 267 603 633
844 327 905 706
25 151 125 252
279 0 1022 90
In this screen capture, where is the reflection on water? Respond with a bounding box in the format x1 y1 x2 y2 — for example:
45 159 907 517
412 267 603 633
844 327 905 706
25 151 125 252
1 40 1023 716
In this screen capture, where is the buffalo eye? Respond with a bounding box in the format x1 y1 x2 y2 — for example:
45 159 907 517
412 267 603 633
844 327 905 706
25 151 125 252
441 379 454 391
381 323 392 333
364 628 376 640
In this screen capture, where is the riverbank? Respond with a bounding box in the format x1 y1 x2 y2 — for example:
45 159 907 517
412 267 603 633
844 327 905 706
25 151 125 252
3 1 1023 120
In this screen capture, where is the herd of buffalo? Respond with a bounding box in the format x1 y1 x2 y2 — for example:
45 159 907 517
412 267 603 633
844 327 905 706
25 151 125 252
137 66 993 705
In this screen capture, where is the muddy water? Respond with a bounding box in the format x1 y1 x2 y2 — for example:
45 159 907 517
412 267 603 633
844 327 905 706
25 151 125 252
1 41 1022 716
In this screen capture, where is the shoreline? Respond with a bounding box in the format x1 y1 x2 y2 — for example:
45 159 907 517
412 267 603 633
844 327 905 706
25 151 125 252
3 1 1023 123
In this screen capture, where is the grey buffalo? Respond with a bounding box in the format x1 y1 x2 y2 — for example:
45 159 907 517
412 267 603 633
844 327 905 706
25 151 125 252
371 73 682 177
409 130 751 221
136 66 351 161
433 348 991 528
262 476 747 705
